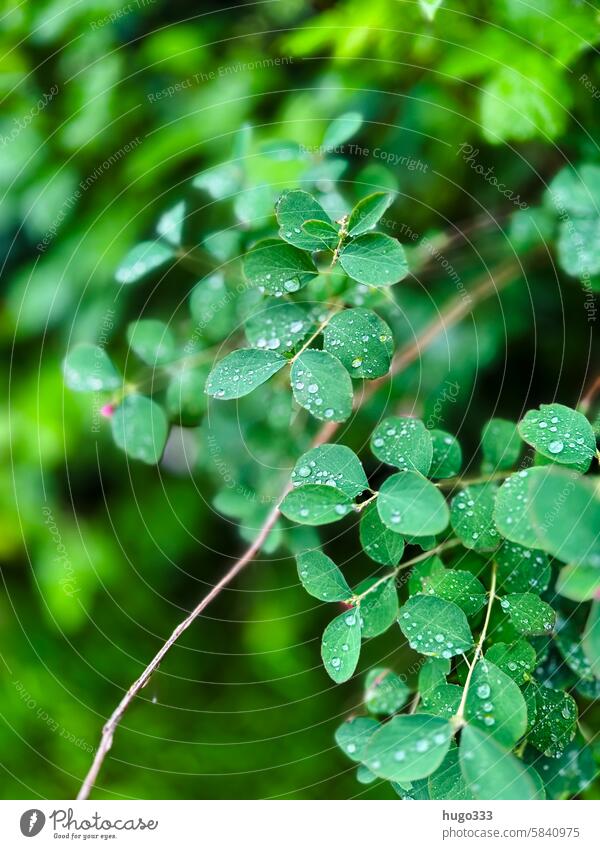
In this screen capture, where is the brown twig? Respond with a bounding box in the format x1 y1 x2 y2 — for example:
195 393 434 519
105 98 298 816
77 260 517 799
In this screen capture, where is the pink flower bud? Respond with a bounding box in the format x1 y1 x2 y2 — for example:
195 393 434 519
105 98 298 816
100 403 114 418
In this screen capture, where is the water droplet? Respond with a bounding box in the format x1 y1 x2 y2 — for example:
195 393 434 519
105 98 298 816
548 440 564 454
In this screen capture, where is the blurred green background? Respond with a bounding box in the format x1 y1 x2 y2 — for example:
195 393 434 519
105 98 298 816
1 0 599 799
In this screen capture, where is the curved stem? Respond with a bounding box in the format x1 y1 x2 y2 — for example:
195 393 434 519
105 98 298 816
76 261 517 799
453 562 497 728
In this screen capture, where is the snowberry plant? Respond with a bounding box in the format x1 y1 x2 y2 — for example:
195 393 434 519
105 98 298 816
64 119 600 800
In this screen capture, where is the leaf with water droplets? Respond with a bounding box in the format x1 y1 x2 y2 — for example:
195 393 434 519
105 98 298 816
111 395 168 465
398 594 473 658
496 541 550 594
115 241 174 284
450 484 501 551
126 319 178 366
276 190 333 251
485 640 536 685
528 687 578 757
323 308 393 379
408 555 446 594
481 418 522 471
421 683 462 718
296 549 352 602
280 485 354 525
378 471 449 536
323 111 363 148
370 417 433 473
422 569 487 617
428 742 474 800
418 657 451 698
555 621 595 683
339 233 409 286
518 404 596 471
321 608 362 682
364 668 410 715
63 344 122 392
499 592 555 635
347 191 394 237
429 430 462 479
526 466 600 568
335 716 379 762
493 468 546 549
206 349 287 399
301 219 339 249
359 502 405 565
356 577 398 638
244 301 314 353
243 238 318 296
523 731 595 799
465 660 527 748
291 349 353 421
459 725 539 800
363 714 453 782
291 444 368 499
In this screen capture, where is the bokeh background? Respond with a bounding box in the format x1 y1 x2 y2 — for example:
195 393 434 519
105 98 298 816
2 0 600 799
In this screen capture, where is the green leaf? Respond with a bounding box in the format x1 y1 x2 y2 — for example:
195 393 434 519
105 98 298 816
126 319 178 366
364 714 452 782
556 564 600 601
166 365 209 425
398 594 473 658
234 184 273 229
481 418 522 471
557 217 600 278
429 430 462 479
583 601 600 678
496 541 550 594
419 0 443 21
418 657 450 698
111 395 168 465
156 200 185 247
323 112 363 148
280 485 353 525
378 471 449 536
321 608 362 682
359 502 405 565
192 161 242 198
523 732 595 800
465 660 527 748
364 668 410 715
301 219 339 249
115 241 174 284
526 466 600 567
356 577 398 638
347 192 394 237
291 349 353 421
422 570 487 617
244 301 314 353
296 549 352 602
450 484 501 551
428 743 474 800
243 238 318 296
486 640 536 685
189 274 232 343
518 404 596 471
206 349 286 400
555 622 595 682
459 725 539 800
291 444 368 499
63 344 121 392
409 555 446 594
422 683 462 718
276 190 332 251
323 308 393 379
370 417 433 474
528 687 578 757
494 467 545 549
547 163 600 217
356 765 377 784
335 716 379 761
339 233 408 286
499 593 555 635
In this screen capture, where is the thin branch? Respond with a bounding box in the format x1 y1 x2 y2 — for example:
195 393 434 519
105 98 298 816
77 260 517 799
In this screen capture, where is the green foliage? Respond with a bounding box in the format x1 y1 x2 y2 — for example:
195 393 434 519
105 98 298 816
321 608 362 683
296 550 352 602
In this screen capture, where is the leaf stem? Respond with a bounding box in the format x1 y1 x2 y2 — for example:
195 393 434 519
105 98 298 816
453 562 497 729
